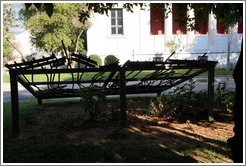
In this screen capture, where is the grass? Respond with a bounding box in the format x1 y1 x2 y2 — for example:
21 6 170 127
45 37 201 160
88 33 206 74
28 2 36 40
3 69 233 83
181 144 232 163
3 141 197 163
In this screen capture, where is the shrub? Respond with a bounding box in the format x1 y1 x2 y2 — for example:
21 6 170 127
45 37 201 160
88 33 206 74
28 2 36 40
89 54 102 67
149 80 208 119
104 54 118 65
78 85 106 120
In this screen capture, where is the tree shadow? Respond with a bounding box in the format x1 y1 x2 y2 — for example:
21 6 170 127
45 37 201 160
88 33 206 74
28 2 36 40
3 99 233 163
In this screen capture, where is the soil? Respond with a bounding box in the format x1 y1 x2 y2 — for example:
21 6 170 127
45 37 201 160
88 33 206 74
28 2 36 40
3 98 234 163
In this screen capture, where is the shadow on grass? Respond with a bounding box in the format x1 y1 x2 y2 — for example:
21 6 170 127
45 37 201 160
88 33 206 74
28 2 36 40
3 98 232 163
3 141 196 163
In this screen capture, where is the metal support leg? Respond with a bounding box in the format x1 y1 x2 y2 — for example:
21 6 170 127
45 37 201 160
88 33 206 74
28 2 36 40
38 98 42 105
207 65 215 121
120 69 127 126
10 72 20 135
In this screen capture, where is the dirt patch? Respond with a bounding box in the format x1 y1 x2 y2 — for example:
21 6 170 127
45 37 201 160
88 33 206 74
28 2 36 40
3 98 234 163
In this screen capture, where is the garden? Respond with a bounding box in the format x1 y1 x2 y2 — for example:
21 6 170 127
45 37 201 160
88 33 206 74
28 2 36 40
3 81 235 163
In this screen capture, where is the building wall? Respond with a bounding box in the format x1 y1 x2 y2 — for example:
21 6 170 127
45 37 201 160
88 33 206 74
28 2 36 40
12 30 36 60
87 4 243 67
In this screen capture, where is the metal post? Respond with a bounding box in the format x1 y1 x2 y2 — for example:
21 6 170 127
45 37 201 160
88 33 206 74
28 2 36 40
207 65 215 121
10 72 20 135
227 27 232 71
119 68 127 126
38 98 42 105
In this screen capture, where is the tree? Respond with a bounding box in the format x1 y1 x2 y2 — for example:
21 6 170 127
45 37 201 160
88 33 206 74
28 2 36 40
24 3 243 163
3 3 27 62
20 3 91 56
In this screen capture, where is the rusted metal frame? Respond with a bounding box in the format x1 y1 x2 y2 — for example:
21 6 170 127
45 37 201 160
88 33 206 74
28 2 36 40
71 53 97 65
17 75 39 98
160 68 208 92
125 71 135 78
10 57 64 70
138 68 174 87
37 60 51 89
9 71 20 135
76 60 85 89
71 57 96 68
61 40 71 68
78 70 86 89
128 70 143 79
207 64 216 121
14 61 42 91
199 52 208 61
90 71 107 87
103 71 117 88
13 67 119 75
164 51 176 62
44 56 55 89
119 67 126 126
167 59 217 64
5 56 55 69
29 59 42 91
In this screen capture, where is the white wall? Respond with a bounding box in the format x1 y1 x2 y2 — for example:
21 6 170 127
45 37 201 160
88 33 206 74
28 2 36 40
12 31 36 59
87 5 242 67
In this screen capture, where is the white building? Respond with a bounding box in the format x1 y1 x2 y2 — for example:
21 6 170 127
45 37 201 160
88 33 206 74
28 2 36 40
12 30 37 60
87 3 243 67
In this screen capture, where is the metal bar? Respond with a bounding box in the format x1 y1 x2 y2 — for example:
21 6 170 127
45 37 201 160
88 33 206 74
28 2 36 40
120 68 127 126
71 53 97 64
5 56 55 68
103 71 117 87
17 76 39 98
10 72 20 135
164 51 175 62
207 64 215 121
160 68 208 92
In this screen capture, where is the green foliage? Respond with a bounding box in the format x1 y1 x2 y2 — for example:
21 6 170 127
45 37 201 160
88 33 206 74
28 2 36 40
215 84 235 110
104 54 118 65
3 57 8 67
3 3 15 58
150 80 207 119
166 36 183 55
78 86 106 120
89 54 102 67
21 3 90 53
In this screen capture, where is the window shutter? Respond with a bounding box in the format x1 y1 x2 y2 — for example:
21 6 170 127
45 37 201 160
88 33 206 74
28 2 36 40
150 3 164 35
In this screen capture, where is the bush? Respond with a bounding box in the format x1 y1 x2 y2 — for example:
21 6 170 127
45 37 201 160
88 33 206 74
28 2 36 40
149 80 208 119
78 86 106 121
104 54 118 65
89 54 102 67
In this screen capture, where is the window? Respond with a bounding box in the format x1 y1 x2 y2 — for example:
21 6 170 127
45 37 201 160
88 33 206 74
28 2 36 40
238 19 243 34
172 4 187 34
150 3 164 35
195 13 209 34
111 9 123 35
217 17 228 34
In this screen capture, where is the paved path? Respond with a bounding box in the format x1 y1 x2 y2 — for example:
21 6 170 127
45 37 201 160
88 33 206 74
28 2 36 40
2 75 235 103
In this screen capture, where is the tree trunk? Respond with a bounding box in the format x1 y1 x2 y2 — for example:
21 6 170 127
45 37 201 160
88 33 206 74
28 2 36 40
75 29 84 54
228 39 243 163
7 38 27 62
71 28 84 68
